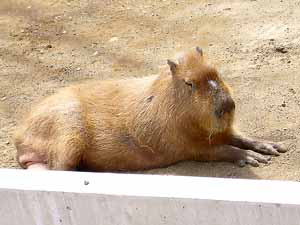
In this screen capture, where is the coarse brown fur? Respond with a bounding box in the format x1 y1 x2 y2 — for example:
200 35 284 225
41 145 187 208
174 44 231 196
14 47 286 171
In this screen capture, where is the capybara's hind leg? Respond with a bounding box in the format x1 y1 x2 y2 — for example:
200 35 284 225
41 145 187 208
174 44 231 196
47 140 84 171
28 163 48 170
17 140 83 171
18 152 48 170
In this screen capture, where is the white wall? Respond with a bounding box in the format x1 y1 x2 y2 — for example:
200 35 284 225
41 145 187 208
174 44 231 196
0 169 299 225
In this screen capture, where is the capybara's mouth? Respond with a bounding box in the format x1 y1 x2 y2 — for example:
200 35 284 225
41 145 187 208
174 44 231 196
211 111 235 134
215 99 235 118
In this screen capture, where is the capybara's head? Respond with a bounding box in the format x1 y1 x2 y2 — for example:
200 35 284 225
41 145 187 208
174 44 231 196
166 47 235 135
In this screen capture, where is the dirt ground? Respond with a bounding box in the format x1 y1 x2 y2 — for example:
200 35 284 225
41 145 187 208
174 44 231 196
0 0 299 181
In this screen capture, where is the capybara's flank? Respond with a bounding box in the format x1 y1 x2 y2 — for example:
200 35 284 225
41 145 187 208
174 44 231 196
14 47 287 171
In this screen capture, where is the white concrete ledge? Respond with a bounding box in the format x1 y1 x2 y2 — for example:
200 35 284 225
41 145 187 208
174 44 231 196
0 169 300 225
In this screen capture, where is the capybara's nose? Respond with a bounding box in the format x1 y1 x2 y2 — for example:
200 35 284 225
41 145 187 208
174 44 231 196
223 97 235 113
216 97 235 118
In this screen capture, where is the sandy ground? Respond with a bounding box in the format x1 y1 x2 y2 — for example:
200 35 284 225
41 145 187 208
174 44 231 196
0 0 299 181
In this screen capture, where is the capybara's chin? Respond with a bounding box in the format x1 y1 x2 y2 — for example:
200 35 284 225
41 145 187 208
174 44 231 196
216 112 235 132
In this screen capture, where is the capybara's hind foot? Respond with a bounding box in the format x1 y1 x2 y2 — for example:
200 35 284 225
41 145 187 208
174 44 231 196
18 152 48 170
27 163 48 170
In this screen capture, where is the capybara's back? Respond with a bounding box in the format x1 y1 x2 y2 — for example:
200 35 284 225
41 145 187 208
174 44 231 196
14 76 161 171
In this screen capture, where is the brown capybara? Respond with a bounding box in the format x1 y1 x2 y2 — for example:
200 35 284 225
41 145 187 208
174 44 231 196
14 47 286 171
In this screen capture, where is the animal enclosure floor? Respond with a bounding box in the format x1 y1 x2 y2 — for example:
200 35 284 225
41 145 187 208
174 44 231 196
0 0 299 181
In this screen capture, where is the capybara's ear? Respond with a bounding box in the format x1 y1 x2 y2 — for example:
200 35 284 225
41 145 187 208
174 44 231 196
167 59 178 75
196 46 203 57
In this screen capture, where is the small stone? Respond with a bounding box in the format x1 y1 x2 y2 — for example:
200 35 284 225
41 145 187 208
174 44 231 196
20 29 25 33
76 67 81 71
238 160 246 167
5 141 10 145
281 103 286 107
10 33 18 37
109 37 118 42
62 30 67 34
289 88 296 94
1 96 7 101
46 44 53 49
92 51 99 56
27 6 32 9
275 47 288 53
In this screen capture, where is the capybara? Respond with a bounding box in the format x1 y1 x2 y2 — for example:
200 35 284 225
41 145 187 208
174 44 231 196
14 47 286 171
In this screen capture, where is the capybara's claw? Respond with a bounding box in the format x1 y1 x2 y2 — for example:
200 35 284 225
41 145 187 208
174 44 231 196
238 150 271 167
253 142 286 156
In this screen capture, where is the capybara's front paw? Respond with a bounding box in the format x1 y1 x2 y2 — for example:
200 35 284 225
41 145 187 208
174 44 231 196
237 150 271 167
252 141 287 156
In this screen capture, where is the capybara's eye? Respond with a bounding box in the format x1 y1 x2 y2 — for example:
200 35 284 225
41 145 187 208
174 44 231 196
184 80 196 91
184 81 193 88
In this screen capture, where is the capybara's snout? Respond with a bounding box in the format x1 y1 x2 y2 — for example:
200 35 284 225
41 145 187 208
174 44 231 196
215 92 235 118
